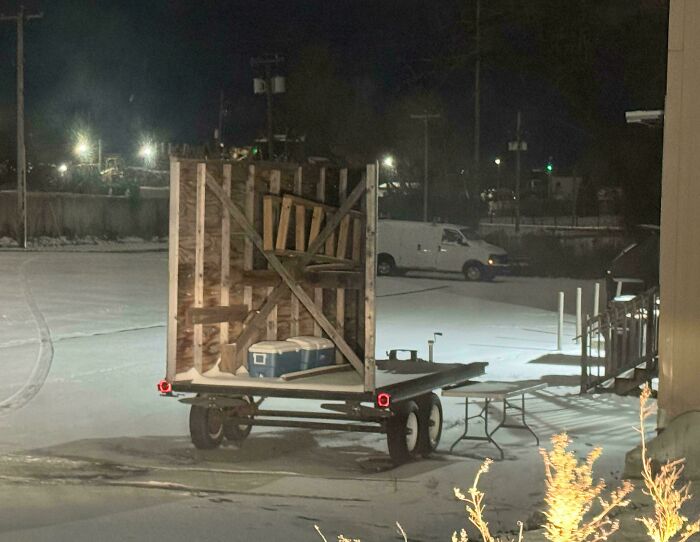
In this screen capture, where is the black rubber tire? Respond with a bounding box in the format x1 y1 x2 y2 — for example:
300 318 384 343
223 396 253 444
377 254 396 276
463 262 484 282
386 400 421 465
189 405 224 450
417 393 443 457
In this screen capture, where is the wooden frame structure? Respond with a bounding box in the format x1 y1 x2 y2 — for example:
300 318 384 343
167 159 377 391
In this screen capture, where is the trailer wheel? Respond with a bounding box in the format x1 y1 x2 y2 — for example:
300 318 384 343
189 405 224 450
223 396 253 444
417 393 443 457
386 400 421 465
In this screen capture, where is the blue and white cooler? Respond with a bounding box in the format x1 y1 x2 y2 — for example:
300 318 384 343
286 336 336 370
247 341 302 378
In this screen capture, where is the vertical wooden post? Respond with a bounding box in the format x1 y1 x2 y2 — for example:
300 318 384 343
364 164 377 391
267 169 281 340
291 166 303 337
243 165 255 311
166 159 181 381
335 168 348 363
194 163 207 374
220 165 232 350
313 167 326 336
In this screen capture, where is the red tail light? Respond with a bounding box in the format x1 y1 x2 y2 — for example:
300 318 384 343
376 392 391 408
157 379 172 394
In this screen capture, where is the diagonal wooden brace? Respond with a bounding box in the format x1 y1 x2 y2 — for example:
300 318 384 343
206 173 367 374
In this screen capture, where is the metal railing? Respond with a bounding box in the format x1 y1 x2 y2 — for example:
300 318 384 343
580 286 660 393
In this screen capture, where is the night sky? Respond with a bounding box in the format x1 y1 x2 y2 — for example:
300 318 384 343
0 1 668 187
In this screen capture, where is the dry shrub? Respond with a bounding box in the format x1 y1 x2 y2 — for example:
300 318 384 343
453 458 524 542
636 386 700 542
540 433 633 542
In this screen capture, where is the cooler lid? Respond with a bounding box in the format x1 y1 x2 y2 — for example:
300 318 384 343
286 336 335 350
249 341 300 355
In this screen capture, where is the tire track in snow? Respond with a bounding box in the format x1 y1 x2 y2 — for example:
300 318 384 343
0 257 54 414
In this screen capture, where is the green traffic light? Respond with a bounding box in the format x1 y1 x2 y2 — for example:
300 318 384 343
546 163 553 172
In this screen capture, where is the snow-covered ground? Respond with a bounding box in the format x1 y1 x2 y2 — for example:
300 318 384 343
0 250 650 542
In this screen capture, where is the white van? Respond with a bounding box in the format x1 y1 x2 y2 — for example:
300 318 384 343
377 220 509 281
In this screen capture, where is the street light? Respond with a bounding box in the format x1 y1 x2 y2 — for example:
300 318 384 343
382 155 395 168
494 157 502 189
139 141 156 168
57 163 68 174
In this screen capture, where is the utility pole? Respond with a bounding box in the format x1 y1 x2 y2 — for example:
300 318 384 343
411 112 441 222
1 5 43 249
251 54 284 161
217 89 225 148
473 0 481 193
515 111 522 233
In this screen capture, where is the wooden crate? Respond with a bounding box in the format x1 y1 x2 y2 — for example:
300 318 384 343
167 159 377 390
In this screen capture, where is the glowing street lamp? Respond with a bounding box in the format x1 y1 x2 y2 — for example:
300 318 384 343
494 157 501 166
138 141 156 168
57 163 68 174
382 155 395 168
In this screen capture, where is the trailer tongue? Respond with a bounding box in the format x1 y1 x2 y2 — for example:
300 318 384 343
161 157 486 465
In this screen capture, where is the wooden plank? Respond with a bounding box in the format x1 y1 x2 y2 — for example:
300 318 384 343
166 159 180 381
187 305 249 325
314 168 326 336
243 165 255 310
352 218 362 262
291 167 303 337
364 164 377 391
309 206 324 244
295 205 306 251
241 270 363 289
267 169 281 341
280 363 353 381
194 162 206 374
336 168 348 364
275 197 293 251
206 174 367 374
272 249 356 267
220 164 232 346
265 193 363 218
336 216 350 259
263 196 274 251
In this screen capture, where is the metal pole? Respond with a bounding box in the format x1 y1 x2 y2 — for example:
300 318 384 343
576 287 582 344
428 339 434 363
423 117 429 221
16 5 26 248
265 64 273 160
557 291 564 350
473 0 481 193
97 138 102 171
515 111 522 234
593 282 600 317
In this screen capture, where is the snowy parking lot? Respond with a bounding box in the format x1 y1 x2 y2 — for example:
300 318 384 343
0 250 647 541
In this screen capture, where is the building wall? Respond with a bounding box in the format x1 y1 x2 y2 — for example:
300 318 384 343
658 0 700 423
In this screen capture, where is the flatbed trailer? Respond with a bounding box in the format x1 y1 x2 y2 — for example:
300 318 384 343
160 158 486 464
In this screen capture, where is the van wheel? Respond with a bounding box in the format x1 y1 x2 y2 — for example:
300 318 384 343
377 254 396 276
463 262 484 281
189 405 224 450
386 400 421 465
417 393 443 457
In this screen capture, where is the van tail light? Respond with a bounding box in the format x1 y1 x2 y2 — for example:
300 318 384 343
376 392 391 409
157 379 172 395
